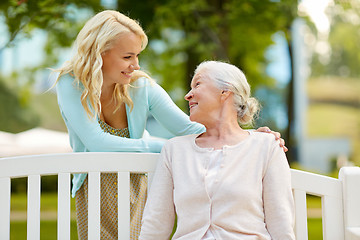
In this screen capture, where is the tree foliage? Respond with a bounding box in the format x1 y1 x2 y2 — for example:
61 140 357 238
1 0 298 93
130 0 297 109
0 0 102 132
0 0 102 50
311 12 360 77
308 0 360 78
0 0 297 132
0 75 39 133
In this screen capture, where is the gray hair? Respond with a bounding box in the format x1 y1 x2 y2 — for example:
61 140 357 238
194 61 260 124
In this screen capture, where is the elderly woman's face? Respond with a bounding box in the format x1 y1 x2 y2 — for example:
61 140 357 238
184 72 223 124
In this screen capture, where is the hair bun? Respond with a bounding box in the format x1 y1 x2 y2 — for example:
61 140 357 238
237 97 259 125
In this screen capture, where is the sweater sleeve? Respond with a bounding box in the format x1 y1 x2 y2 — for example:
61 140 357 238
147 81 205 136
263 141 295 240
56 75 164 153
139 144 176 239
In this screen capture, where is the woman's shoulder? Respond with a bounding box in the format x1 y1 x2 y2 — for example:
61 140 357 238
55 74 85 105
57 72 75 82
250 131 278 148
56 73 75 88
56 73 83 92
131 76 155 87
129 77 155 95
250 131 287 161
129 76 165 99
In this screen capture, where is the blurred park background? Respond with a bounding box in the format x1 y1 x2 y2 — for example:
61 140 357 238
0 0 359 239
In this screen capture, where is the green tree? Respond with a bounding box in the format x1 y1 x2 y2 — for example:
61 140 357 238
0 75 39 133
111 1 298 138
143 0 297 101
0 0 102 132
311 18 360 78
308 0 360 78
0 0 102 50
0 0 298 155
135 0 298 160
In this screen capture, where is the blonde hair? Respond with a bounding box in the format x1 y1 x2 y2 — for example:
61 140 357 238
55 10 151 118
195 61 260 125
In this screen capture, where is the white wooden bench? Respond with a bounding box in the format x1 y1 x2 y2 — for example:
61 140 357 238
0 152 359 240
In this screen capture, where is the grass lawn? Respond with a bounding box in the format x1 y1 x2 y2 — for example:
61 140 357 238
307 77 360 167
9 219 323 239
10 192 76 212
307 196 323 239
10 218 323 240
10 192 78 239
10 221 78 240
308 218 323 239
9 193 324 239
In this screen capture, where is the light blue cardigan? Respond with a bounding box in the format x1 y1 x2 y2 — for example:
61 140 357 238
56 74 205 197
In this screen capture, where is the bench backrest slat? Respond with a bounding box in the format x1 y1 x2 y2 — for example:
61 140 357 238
88 172 101 240
118 172 131 240
291 168 345 239
57 173 71 240
339 167 360 240
293 189 308 240
0 177 11 239
322 195 344 240
27 175 41 240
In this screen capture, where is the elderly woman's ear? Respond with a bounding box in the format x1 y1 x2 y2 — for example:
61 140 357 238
221 90 231 100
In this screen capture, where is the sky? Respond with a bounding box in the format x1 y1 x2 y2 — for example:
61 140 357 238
299 0 333 34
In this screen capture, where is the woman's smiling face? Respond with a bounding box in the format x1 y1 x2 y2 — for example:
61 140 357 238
101 32 142 87
184 72 223 125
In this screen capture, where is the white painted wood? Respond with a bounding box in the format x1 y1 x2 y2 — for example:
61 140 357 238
0 152 158 239
291 168 345 240
0 153 357 240
291 168 342 197
322 195 344 240
347 227 360 240
27 175 41 240
339 167 360 240
293 189 308 240
118 172 130 240
0 152 159 178
57 173 71 240
88 172 101 240
0 177 11 240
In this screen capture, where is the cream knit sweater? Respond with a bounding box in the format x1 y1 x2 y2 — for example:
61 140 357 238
140 132 295 240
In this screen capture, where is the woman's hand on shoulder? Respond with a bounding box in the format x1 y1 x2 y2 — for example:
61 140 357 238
255 126 288 152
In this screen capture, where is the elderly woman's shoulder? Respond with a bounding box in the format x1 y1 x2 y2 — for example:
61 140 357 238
251 131 278 146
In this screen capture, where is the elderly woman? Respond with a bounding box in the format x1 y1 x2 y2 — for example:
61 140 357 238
139 61 295 240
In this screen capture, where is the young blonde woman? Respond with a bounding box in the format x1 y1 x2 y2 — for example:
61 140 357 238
55 10 287 240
